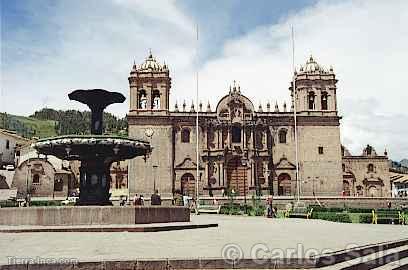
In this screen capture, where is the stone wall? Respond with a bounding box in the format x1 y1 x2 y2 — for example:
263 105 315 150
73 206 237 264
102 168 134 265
0 206 190 226
128 124 174 197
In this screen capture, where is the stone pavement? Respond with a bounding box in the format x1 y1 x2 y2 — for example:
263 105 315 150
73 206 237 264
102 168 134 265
0 214 408 265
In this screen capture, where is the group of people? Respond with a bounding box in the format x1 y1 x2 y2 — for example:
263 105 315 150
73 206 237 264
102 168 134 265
122 189 162 206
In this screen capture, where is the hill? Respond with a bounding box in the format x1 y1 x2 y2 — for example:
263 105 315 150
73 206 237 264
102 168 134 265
0 113 57 138
0 108 127 139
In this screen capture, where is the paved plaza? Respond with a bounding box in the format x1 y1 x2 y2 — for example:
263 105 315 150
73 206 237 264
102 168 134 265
1 214 408 265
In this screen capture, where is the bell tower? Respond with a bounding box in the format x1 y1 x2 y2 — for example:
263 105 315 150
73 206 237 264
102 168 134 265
290 56 338 116
128 51 171 115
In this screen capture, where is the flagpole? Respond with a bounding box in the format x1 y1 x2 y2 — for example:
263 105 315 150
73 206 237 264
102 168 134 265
195 24 200 210
291 26 301 203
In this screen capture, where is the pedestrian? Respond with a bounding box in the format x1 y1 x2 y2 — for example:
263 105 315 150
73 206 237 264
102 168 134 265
139 195 145 206
151 189 162 206
266 196 273 218
133 194 138 206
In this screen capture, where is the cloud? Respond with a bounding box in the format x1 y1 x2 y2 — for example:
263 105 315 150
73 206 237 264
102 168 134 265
174 0 408 160
1 0 196 114
1 0 407 160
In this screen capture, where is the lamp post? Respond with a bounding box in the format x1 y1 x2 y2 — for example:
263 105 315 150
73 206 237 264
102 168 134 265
26 161 31 207
241 157 249 214
153 165 158 193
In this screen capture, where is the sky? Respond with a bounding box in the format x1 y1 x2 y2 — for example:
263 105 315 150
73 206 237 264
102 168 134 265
1 0 408 161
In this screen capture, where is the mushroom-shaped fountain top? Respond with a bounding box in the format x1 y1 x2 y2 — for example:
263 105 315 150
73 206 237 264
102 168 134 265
68 89 125 135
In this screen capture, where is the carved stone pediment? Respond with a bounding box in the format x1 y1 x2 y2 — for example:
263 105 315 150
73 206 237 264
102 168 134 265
275 156 296 170
175 157 203 170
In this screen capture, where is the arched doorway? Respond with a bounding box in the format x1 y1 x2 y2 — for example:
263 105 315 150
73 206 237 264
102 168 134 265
226 157 248 195
278 173 291 196
181 173 195 196
343 180 350 196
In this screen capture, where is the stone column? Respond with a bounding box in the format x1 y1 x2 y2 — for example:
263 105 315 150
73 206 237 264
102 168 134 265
204 161 209 187
227 127 231 148
219 161 224 187
262 161 270 194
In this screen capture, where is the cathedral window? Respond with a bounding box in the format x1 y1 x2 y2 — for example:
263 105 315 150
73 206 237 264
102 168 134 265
278 129 287 144
54 178 63 191
6 140 10 149
321 91 328 110
231 126 241 143
368 163 374 173
308 92 315 110
138 90 147 109
181 128 190 143
152 90 161 109
33 174 40 185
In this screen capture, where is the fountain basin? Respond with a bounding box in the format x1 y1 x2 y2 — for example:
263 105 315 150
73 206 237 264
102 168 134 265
33 135 152 205
0 206 190 226
33 135 151 161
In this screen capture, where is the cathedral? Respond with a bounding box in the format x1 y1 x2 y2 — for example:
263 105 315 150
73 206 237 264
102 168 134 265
127 53 390 198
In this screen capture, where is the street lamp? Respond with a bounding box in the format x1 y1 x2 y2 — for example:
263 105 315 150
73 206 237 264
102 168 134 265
152 165 158 193
241 158 248 214
26 161 31 207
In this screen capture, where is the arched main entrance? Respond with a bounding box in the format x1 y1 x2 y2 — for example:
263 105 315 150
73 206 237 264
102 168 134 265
226 157 248 195
278 173 291 196
343 180 350 196
181 173 195 196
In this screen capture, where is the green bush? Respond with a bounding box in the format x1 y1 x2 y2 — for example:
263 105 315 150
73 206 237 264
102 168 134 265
347 208 373 213
312 212 352 223
0 200 18 208
30 200 62 207
358 213 373 223
308 205 345 213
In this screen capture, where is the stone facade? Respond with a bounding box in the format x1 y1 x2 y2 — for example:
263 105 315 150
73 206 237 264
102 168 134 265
11 158 74 198
127 53 389 198
0 129 30 168
342 145 391 197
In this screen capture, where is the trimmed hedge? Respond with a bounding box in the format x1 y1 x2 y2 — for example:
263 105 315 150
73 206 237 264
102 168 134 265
312 212 352 223
0 200 18 208
359 213 373 223
30 200 62 207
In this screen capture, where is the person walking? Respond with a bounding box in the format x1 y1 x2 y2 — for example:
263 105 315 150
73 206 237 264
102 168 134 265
151 190 162 206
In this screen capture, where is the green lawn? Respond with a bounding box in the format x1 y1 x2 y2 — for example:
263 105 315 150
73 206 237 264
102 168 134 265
11 115 57 138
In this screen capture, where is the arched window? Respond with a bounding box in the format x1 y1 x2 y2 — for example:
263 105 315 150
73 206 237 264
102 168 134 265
321 91 328 110
342 164 346 172
231 126 241 143
138 90 147 109
152 90 161 109
6 140 10 149
278 129 287 144
308 92 315 110
181 128 190 143
368 163 374 173
33 174 40 185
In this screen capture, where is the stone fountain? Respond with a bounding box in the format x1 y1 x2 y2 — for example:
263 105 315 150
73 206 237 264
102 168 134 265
33 89 151 205
0 89 191 226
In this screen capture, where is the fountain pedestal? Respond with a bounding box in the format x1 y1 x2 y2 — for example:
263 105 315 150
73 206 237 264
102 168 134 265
78 159 112 205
